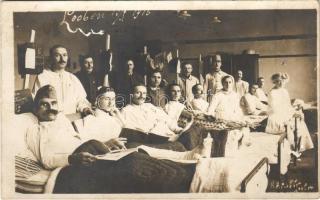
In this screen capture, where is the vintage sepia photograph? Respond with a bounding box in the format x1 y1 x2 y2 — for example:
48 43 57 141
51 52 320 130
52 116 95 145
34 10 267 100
1 1 319 199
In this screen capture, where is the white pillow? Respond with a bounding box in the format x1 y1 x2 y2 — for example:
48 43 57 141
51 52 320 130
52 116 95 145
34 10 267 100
14 112 38 161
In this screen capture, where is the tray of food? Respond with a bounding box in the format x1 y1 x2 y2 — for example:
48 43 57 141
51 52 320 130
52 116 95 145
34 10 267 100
193 113 248 131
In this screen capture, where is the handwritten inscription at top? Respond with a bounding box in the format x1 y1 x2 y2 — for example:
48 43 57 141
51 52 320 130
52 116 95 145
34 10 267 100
60 11 151 37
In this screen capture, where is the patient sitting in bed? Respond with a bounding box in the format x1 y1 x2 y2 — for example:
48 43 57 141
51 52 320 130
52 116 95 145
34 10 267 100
240 84 267 116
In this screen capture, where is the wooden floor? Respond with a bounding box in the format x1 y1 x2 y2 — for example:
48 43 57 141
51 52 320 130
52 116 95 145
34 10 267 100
267 133 318 192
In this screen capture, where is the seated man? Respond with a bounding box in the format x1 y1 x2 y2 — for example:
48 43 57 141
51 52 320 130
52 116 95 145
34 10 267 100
255 77 268 104
26 84 198 193
32 45 93 116
164 84 185 123
121 84 204 150
82 86 126 143
190 84 209 113
240 84 267 116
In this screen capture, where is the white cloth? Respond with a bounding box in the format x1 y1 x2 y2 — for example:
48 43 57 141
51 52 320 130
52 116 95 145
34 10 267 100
82 109 122 142
121 103 180 137
207 90 250 156
164 101 185 123
266 88 294 133
177 75 199 101
189 157 269 193
255 88 268 102
32 69 90 114
239 132 291 174
234 80 249 97
266 88 313 151
25 114 88 169
207 90 243 121
191 98 209 113
240 93 267 115
203 71 229 101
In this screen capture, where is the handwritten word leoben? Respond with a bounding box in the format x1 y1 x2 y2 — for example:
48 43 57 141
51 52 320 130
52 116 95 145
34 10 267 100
60 11 151 37
60 11 105 37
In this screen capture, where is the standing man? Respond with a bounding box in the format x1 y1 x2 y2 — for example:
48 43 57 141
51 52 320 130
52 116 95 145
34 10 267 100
146 69 168 108
117 59 144 106
75 55 100 105
32 45 93 115
234 70 249 97
255 77 268 104
203 54 230 102
177 63 199 102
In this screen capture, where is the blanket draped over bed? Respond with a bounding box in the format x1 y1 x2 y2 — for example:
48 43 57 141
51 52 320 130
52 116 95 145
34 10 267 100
53 152 196 193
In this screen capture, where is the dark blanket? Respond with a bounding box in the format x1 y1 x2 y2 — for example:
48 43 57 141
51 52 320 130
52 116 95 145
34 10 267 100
53 152 196 193
119 125 205 152
53 125 204 193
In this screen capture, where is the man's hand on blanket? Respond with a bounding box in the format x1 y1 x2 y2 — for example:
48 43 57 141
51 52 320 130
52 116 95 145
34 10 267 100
104 138 127 151
68 152 97 166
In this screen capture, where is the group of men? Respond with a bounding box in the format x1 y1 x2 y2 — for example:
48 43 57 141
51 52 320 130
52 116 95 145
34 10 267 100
24 44 276 193
29 44 274 158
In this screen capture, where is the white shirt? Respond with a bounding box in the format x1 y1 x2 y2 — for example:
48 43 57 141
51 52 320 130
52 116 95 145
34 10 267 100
33 69 90 114
203 71 229 95
234 80 249 97
207 91 243 121
240 93 267 115
164 101 185 123
25 114 88 169
121 103 180 137
191 98 209 113
82 109 123 142
255 88 268 102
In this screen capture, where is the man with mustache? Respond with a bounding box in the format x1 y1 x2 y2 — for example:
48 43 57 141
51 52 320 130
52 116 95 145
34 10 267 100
32 45 93 115
75 54 101 104
120 84 204 150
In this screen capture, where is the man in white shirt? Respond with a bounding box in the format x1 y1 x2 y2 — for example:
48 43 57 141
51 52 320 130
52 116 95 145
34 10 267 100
122 84 182 139
121 84 203 150
240 84 267 115
164 84 185 123
203 54 230 102
177 63 199 102
255 77 268 104
32 45 93 115
190 84 209 113
234 70 249 97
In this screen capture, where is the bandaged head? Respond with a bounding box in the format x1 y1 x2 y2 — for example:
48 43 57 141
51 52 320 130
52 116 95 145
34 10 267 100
96 86 116 112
